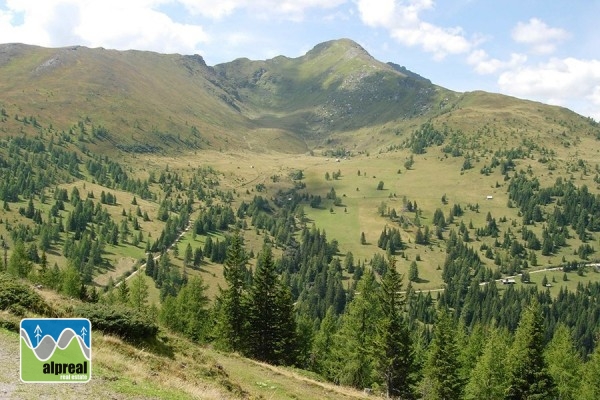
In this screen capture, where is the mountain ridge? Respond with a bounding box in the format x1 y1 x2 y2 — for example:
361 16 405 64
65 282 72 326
0 39 596 155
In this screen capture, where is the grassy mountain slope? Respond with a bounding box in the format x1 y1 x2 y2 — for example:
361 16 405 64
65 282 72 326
214 38 451 142
2 38 597 156
0 43 250 153
0 284 368 400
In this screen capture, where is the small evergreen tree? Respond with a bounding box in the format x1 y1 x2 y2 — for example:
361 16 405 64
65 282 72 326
310 307 338 376
245 245 297 365
145 253 155 278
129 272 149 312
330 269 381 388
505 301 557 400
579 338 600 400
408 261 419 282
161 276 210 342
183 243 193 267
422 309 464 399
117 280 130 304
375 258 415 399
217 234 248 352
8 241 32 278
545 324 582 400
61 263 82 298
464 327 510 400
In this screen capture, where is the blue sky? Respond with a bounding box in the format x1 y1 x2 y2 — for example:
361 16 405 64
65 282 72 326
1 0 599 120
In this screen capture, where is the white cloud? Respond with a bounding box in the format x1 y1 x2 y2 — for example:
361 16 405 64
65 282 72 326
179 0 346 20
356 0 473 60
75 2 208 53
357 0 397 27
512 18 569 55
498 57 600 120
0 0 209 54
0 0 349 54
467 49 527 75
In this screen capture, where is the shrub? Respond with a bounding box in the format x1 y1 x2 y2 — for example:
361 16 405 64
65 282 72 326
0 274 52 316
74 303 158 340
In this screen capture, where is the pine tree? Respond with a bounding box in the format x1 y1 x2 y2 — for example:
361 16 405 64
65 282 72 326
193 247 203 268
464 327 510 400
579 338 600 400
61 263 81 298
274 281 298 365
245 245 297 365
331 269 381 388
145 252 155 278
375 258 415 399
310 307 339 376
129 271 149 312
505 301 557 400
422 309 464 400
218 233 248 352
8 241 32 278
545 324 581 400
408 261 419 282
117 280 129 303
184 243 193 267
162 276 210 342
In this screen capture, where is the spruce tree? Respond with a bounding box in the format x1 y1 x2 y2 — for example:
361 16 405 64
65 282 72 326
184 243 193 267
465 327 510 400
375 258 415 399
218 233 248 352
310 307 339 376
129 271 149 312
331 269 381 388
61 263 82 298
505 301 557 400
422 309 464 400
145 252 155 278
579 338 600 400
274 281 298 365
245 245 297 365
117 280 129 304
8 241 32 278
164 276 210 342
545 324 581 400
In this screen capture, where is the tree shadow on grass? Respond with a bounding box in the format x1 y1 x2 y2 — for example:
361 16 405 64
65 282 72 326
412 278 430 284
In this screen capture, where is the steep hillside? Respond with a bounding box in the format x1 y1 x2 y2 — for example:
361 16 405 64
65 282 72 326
1 39 597 156
0 43 249 153
213 39 450 140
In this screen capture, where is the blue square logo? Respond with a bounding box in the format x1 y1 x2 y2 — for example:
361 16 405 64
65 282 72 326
20 318 91 383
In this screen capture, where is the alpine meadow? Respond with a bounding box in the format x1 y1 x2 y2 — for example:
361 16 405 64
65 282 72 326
2 38 600 399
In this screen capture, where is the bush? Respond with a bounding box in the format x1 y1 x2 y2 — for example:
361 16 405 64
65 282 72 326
74 303 158 340
0 274 52 316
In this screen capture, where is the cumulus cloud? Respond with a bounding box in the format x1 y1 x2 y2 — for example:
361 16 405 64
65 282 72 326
356 0 473 60
498 57 600 120
512 18 569 55
467 49 527 75
179 0 346 20
0 0 349 53
0 0 209 54
75 2 209 53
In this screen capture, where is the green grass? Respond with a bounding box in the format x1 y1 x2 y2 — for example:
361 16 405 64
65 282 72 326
2 316 369 400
